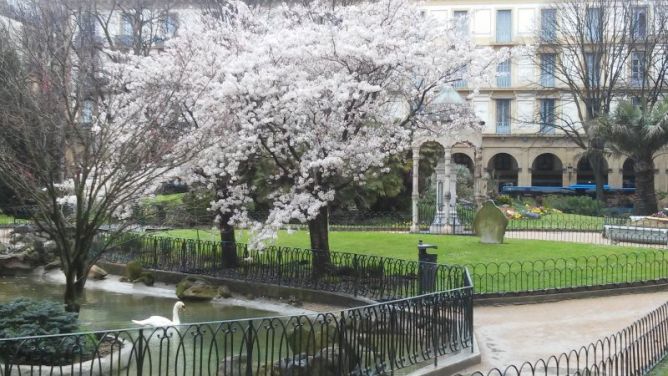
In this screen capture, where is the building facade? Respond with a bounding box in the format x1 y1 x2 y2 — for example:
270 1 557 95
425 0 668 195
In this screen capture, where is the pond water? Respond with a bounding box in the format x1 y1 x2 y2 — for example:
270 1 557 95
0 271 315 375
0 272 290 331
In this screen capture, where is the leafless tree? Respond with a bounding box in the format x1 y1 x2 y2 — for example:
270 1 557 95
598 1 668 214
531 0 638 200
0 0 200 312
94 0 178 56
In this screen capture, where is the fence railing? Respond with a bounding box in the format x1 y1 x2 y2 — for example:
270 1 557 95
0 236 474 375
102 235 469 301
0 287 473 376
462 298 668 376
466 250 668 295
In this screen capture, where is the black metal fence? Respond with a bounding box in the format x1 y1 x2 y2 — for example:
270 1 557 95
466 250 668 295
0 285 473 376
0 237 474 376
101 234 668 298
462 299 668 376
102 235 469 301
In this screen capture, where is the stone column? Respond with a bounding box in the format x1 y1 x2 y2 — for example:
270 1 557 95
410 146 420 233
431 150 451 233
473 147 485 207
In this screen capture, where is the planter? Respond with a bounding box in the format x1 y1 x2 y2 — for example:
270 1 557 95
0 338 133 376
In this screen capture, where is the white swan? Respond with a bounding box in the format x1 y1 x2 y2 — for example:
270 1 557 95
132 301 186 327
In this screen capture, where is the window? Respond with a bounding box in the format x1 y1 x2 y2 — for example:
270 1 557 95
121 14 132 36
541 9 557 42
454 10 469 35
163 14 178 38
496 10 512 43
586 7 601 42
540 99 556 134
118 14 133 46
540 53 556 87
631 51 645 85
79 12 96 38
497 59 511 87
632 7 647 38
496 99 511 134
81 100 94 124
585 53 600 87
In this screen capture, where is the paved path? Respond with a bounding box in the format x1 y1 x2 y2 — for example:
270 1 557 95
464 290 668 374
505 230 665 249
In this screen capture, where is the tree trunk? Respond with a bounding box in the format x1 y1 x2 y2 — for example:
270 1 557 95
219 212 239 268
634 156 658 215
589 150 606 202
308 205 331 276
63 273 82 313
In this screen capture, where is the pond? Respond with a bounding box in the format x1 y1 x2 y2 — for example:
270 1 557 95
0 271 316 375
0 271 297 331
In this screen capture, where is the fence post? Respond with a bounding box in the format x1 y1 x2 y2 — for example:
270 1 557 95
246 321 254 376
136 329 144 376
152 238 158 269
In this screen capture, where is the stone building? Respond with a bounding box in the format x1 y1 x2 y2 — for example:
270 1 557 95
424 0 668 194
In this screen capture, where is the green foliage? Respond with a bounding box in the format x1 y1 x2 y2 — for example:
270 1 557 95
0 298 92 365
126 261 143 281
495 195 512 206
455 165 474 201
543 195 604 216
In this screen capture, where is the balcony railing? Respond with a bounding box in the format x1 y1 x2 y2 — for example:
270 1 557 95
496 121 511 134
497 74 511 88
453 79 467 89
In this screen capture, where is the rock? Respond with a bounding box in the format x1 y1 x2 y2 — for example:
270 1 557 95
0 242 7 253
288 295 302 307
11 225 34 234
88 265 108 280
176 276 220 301
473 200 509 244
133 271 155 286
286 321 338 355
44 259 62 271
43 240 57 252
218 285 232 299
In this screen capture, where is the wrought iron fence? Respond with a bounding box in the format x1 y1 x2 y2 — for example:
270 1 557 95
462 298 668 376
102 235 469 301
1 235 474 376
466 250 668 295
0 284 473 376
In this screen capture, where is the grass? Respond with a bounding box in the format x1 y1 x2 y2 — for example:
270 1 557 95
649 357 668 376
142 193 185 205
154 228 646 265
506 213 607 231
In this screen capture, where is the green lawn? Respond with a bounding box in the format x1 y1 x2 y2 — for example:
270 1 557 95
0 213 15 225
143 193 185 205
506 213 607 231
649 357 668 376
154 228 646 265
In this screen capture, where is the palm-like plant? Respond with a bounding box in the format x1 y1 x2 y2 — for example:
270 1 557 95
600 99 668 215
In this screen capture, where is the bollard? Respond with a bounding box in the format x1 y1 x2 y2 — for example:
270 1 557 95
417 240 438 294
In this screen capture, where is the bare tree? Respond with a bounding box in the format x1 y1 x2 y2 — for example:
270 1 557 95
0 0 200 312
599 1 668 214
94 0 177 56
532 0 637 200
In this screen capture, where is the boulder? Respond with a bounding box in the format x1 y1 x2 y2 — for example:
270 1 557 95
44 259 62 271
176 276 222 301
88 265 108 280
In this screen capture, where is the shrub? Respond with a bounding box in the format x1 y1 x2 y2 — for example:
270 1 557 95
495 195 512 206
0 298 92 365
126 260 143 281
543 195 604 216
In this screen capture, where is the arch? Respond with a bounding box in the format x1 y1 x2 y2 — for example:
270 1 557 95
531 153 563 187
487 153 519 192
576 156 609 185
622 158 636 188
452 153 474 173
